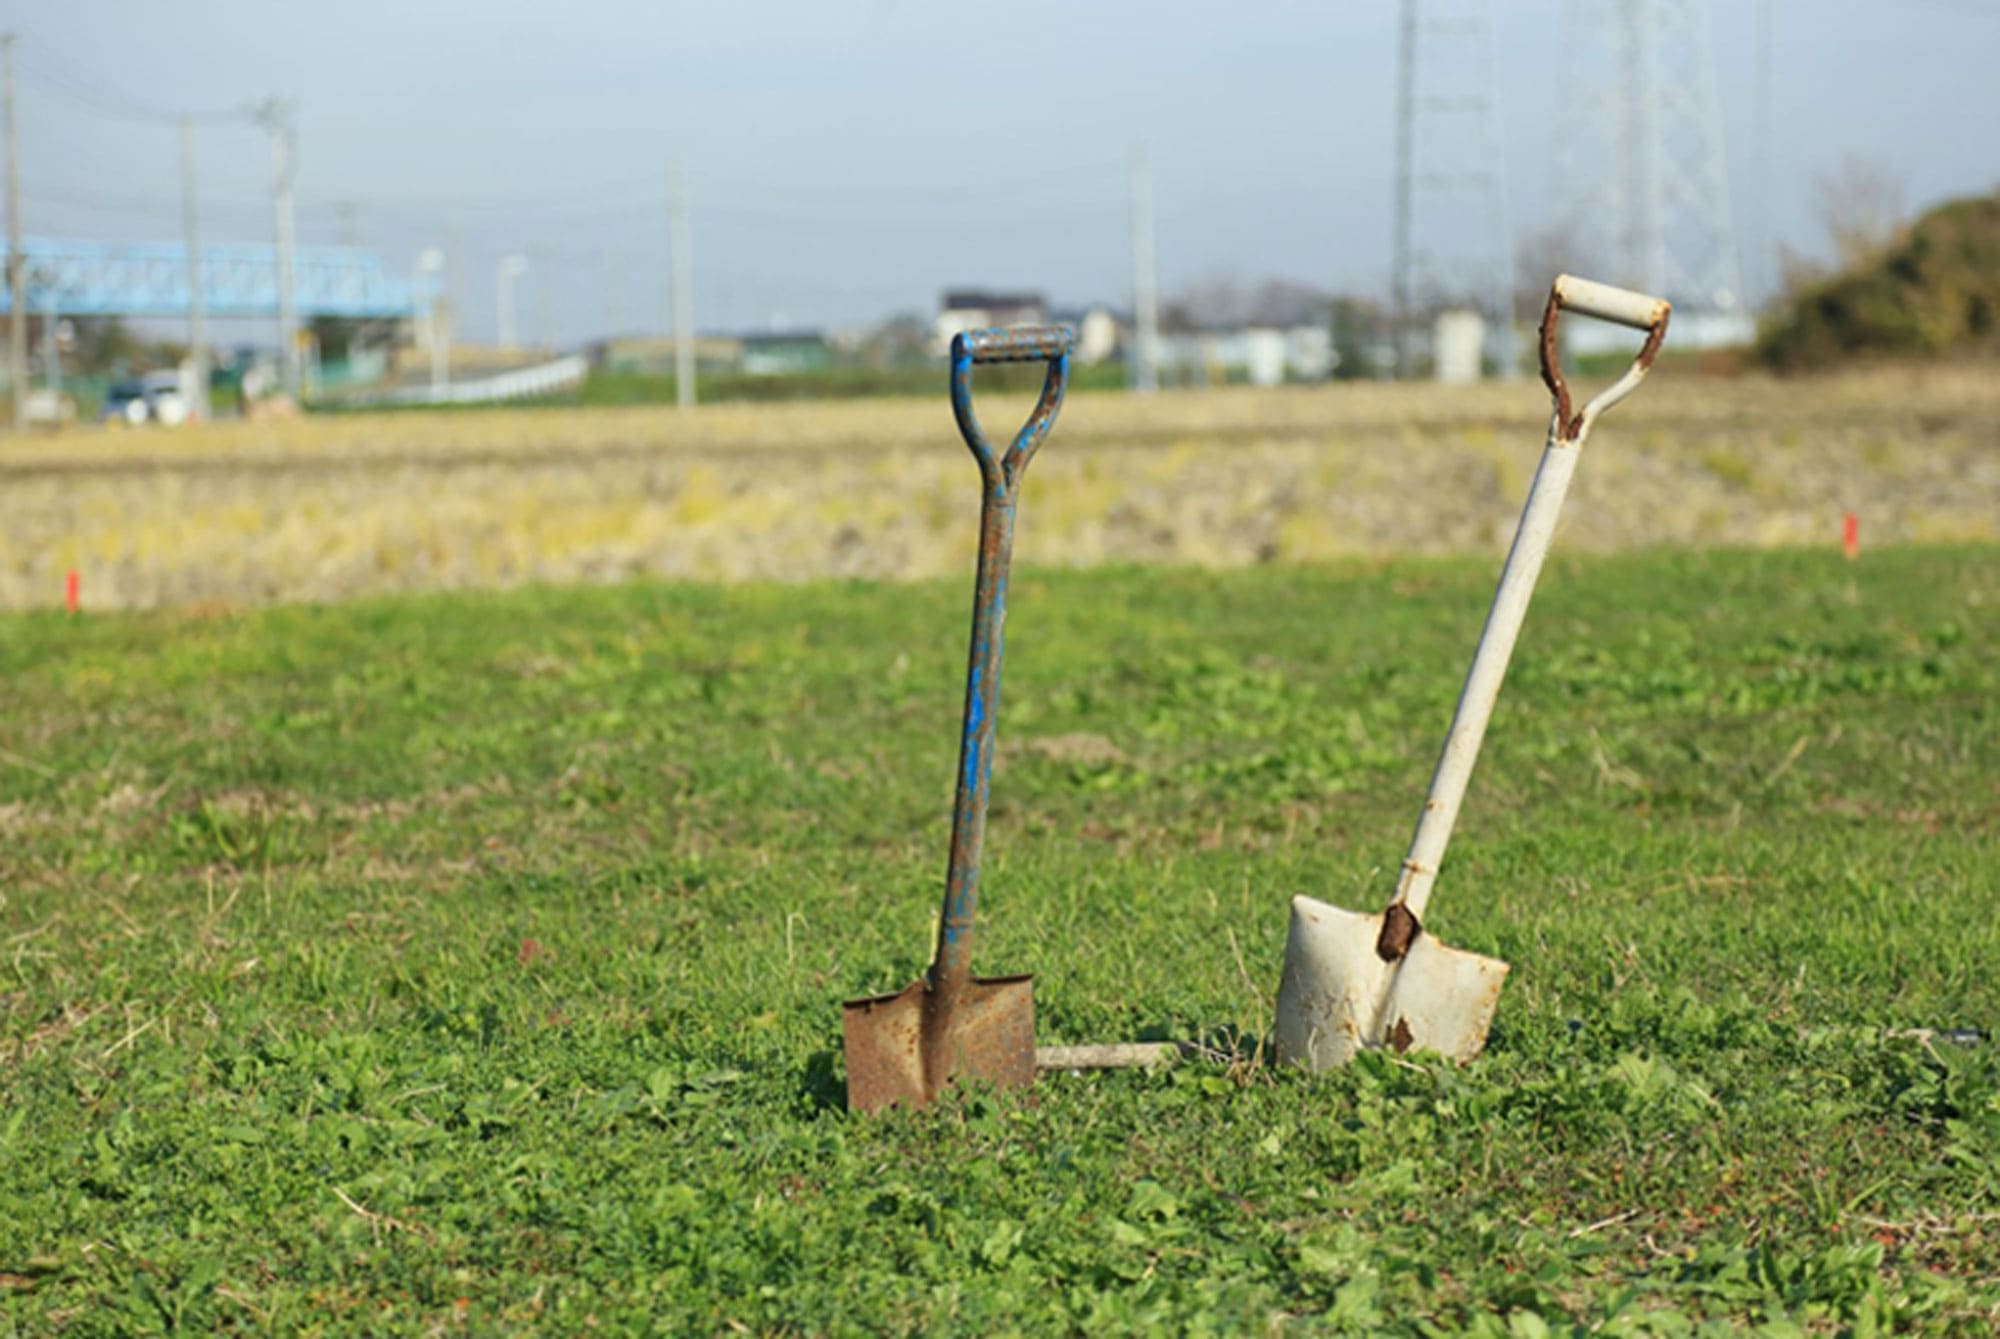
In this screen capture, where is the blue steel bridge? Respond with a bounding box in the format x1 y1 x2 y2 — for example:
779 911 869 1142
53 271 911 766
0 237 422 319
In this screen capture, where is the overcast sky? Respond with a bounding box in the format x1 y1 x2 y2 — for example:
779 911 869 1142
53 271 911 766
12 0 2000 347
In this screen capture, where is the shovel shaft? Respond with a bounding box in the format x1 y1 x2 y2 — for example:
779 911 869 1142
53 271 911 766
1393 429 1578 924
934 486 1017 992
1389 277 1668 932
932 328 1074 994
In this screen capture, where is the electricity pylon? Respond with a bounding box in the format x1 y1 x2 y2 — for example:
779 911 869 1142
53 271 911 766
1390 0 1519 378
1556 0 1745 315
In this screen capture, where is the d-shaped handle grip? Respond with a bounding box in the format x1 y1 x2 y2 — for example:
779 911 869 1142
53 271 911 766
1539 274 1671 444
950 325 1076 490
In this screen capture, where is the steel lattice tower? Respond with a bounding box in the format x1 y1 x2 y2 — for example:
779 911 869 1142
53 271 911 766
1390 0 1519 378
1557 0 1745 315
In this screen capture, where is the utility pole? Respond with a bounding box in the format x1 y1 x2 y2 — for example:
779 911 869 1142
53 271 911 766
497 253 526 348
532 244 551 352
39 293 56 400
257 98 301 398
180 117 209 420
1128 143 1160 393
1390 0 1417 379
669 158 695 409
414 246 445 396
602 253 624 339
1752 0 1773 306
445 224 462 384
4 33 25 432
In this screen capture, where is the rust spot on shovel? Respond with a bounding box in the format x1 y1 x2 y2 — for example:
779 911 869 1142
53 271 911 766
1376 902 1420 962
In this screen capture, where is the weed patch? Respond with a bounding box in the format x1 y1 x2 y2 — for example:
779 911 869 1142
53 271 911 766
1 548 1996 1332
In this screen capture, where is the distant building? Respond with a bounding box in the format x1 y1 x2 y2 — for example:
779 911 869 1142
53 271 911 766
1158 324 1336 386
937 293 1128 364
740 331 831 376
1562 308 1753 355
1433 310 1486 385
592 330 833 378
934 290 1047 355
593 335 745 375
1049 306 1125 365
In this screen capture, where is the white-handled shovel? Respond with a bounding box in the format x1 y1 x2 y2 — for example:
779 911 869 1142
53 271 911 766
1274 275 1671 1071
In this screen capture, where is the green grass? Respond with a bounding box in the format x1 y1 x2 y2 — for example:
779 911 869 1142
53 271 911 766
1 547 1996 1334
570 363 1135 407
309 363 1133 415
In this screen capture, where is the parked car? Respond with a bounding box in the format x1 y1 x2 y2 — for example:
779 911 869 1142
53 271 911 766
101 372 189 427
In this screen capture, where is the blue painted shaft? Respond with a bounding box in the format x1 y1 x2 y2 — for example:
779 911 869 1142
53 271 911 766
933 481 1016 990
930 328 1074 995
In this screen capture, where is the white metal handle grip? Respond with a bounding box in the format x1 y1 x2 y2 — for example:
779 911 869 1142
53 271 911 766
1551 275 1669 330
1539 273 1671 444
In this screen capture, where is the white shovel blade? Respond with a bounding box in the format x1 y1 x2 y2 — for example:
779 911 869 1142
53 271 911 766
1274 894 1509 1071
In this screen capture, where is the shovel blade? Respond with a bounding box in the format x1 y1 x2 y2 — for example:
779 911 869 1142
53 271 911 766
1274 894 1508 1071
842 974 1035 1113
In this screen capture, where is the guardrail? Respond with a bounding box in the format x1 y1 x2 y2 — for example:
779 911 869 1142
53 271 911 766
348 355 589 408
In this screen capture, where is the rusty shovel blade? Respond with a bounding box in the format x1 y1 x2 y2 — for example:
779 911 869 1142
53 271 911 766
1274 895 1508 1070
842 973 1035 1114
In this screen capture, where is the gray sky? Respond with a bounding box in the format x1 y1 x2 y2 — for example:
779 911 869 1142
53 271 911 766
13 0 2000 347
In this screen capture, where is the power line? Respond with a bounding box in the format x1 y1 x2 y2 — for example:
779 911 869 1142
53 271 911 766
14 34 254 128
692 157 1127 200
288 155 1132 223
693 199 1129 232
316 172 662 213
22 179 266 217
1903 0 2000 15
20 183 182 218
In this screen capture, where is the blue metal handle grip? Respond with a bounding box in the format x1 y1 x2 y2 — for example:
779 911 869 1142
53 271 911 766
954 325 1075 365
950 326 1074 493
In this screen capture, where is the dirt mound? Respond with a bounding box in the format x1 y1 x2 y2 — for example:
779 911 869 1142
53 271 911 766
1758 191 2000 371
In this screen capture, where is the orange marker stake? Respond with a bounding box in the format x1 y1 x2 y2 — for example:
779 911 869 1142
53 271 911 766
65 570 80 614
1842 512 1859 561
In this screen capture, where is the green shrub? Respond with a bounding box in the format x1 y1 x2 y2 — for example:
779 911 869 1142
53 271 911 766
1757 191 2000 370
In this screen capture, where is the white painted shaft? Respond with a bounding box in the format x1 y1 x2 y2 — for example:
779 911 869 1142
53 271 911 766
1394 427 1579 922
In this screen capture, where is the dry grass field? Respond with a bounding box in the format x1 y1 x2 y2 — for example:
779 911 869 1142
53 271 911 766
2 364 1995 610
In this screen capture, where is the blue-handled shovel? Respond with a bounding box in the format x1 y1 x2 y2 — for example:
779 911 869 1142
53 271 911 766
842 326 1075 1113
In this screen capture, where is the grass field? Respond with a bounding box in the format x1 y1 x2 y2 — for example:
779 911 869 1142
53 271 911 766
2 545 1996 1333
